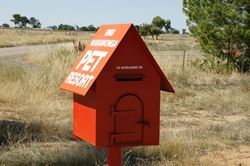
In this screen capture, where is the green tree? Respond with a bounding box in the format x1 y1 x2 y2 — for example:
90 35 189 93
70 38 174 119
152 16 165 29
29 17 41 28
169 28 180 34
150 25 163 40
2 23 10 28
139 23 151 38
87 25 97 31
10 14 21 27
182 29 187 34
152 16 171 33
58 24 75 31
140 23 163 40
80 26 89 31
20 16 29 28
164 19 171 33
183 0 250 72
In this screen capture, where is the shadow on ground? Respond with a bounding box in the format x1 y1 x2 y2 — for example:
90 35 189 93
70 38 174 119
0 119 46 146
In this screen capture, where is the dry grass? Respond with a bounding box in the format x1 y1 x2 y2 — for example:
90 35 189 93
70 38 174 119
0 34 249 165
0 28 93 47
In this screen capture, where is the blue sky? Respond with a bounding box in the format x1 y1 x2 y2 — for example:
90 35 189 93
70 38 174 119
0 0 187 30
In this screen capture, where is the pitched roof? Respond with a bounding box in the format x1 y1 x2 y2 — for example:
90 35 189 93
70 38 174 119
60 24 174 96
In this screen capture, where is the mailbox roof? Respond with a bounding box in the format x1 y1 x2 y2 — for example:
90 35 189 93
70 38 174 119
60 24 174 96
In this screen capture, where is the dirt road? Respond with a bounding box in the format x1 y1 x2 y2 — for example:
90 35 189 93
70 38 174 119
0 43 72 58
0 43 73 66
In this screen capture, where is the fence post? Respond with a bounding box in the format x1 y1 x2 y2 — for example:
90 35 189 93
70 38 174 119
182 50 186 72
241 50 245 73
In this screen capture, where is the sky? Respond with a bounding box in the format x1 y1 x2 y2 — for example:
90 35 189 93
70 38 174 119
0 0 188 31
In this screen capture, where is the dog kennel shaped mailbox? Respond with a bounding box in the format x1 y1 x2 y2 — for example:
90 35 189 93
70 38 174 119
60 23 174 150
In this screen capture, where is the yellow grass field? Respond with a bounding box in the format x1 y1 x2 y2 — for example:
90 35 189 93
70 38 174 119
0 28 93 47
0 33 249 166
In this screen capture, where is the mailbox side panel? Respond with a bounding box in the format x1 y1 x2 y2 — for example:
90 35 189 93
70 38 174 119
73 90 97 145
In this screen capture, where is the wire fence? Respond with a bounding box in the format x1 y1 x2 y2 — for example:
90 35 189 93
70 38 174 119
152 49 202 72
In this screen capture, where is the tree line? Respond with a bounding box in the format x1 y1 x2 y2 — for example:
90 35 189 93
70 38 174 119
47 24 98 31
0 14 99 31
1 14 185 35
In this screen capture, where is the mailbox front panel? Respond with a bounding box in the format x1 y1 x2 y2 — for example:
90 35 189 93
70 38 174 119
95 26 161 147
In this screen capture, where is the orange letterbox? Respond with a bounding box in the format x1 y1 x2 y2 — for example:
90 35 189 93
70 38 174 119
60 24 174 165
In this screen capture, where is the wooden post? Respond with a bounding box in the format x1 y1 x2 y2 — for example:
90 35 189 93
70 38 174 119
182 50 186 72
107 147 122 166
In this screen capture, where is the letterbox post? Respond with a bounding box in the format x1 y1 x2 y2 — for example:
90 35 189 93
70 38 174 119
60 23 175 166
107 147 122 166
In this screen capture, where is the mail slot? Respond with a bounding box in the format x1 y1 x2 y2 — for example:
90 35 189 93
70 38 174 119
115 74 144 82
60 24 174 149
